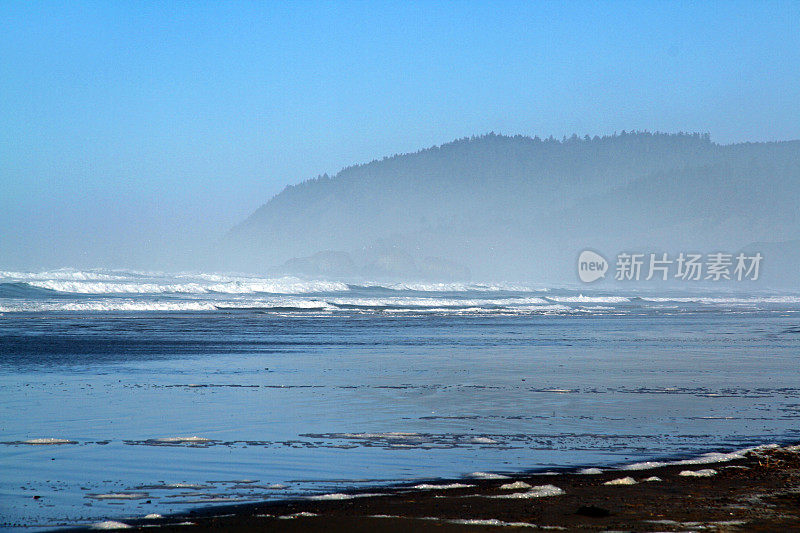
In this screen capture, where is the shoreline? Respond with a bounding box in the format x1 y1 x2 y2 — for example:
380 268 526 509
63 443 800 532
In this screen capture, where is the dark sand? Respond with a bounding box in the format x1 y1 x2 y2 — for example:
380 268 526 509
68 444 800 532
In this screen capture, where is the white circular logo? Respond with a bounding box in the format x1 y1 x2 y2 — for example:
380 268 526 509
577 250 608 283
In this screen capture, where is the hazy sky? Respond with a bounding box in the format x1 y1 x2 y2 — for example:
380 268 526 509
2 1 799 269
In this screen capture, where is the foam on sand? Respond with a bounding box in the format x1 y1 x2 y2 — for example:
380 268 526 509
278 512 318 519
604 476 637 485
443 518 541 528
489 484 564 498
308 492 383 501
679 469 717 477
412 483 474 490
623 445 778 471
499 481 532 490
367 515 562 529
90 521 131 530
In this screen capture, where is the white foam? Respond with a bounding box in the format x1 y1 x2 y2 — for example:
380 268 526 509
28 280 207 294
0 300 220 312
183 497 242 502
622 445 777 471
622 461 665 471
22 438 76 445
499 481 531 490
278 512 318 519
152 436 211 443
546 295 630 303
328 296 550 308
2 296 339 313
578 468 603 475
143 514 162 519
446 518 538 527
489 485 564 498
308 492 382 500
1 269 127 281
24 276 349 295
604 476 637 485
679 469 717 477
380 304 572 315
646 519 746 528
412 483 474 490
469 472 509 479
641 296 800 304
341 432 420 440
90 521 131 530
643 476 662 482
90 493 149 500
375 282 544 292
368 515 562 529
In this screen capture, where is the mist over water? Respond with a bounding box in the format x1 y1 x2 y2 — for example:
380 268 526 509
4 133 799 287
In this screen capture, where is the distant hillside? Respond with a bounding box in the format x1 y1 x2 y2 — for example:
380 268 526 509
221 132 800 285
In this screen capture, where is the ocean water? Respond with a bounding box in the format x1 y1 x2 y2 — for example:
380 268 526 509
1 269 799 529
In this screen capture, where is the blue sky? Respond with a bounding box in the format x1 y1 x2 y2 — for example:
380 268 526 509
1 1 799 268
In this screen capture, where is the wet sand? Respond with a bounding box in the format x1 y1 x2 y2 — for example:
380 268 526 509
64 443 800 532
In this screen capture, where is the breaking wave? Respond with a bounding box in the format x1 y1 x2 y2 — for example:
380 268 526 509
23 278 349 295
2 269 798 315
357 282 547 292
